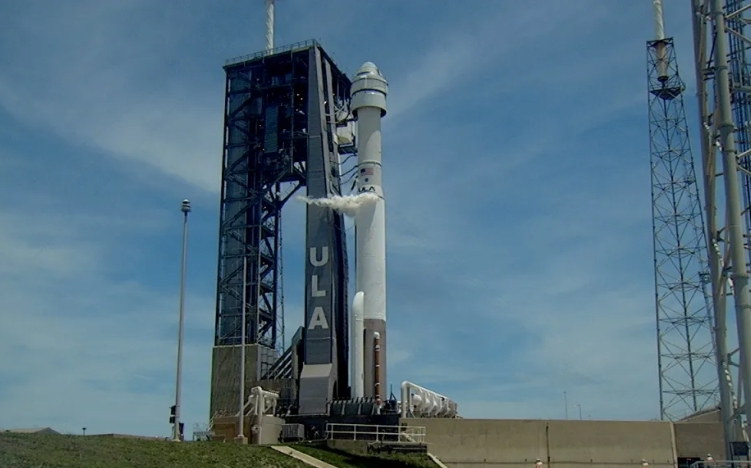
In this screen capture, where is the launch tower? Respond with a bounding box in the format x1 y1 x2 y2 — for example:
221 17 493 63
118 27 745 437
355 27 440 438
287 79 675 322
647 1 718 421
691 0 751 457
210 40 352 419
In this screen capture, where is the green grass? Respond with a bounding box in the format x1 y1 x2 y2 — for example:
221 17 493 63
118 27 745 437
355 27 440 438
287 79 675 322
0 432 307 468
0 432 437 468
292 443 437 468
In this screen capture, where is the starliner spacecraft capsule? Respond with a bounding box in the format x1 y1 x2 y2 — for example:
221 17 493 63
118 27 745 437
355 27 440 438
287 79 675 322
351 62 388 399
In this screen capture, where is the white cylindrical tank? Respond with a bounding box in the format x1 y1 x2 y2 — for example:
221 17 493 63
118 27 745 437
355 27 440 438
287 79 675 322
351 62 388 398
351 291 365 398
353 78 387 324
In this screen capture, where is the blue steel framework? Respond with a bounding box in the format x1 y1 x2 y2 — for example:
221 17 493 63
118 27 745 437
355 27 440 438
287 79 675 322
647 37 718 421
213 41 350 396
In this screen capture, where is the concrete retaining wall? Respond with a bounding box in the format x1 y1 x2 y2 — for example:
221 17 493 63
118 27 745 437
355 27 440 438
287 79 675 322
547 420 674 468
404 418 722 468
673 423 724 459
405 419 546 468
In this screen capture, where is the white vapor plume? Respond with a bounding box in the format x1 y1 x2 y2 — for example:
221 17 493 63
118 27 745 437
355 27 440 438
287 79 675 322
297 193 379 217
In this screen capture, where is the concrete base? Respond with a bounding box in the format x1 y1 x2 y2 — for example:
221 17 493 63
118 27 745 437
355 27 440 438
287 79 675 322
234 435 248 445
211 415 284 445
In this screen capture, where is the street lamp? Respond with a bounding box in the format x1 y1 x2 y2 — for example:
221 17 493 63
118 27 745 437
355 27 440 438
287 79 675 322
172 199 191 441
236 255 248 444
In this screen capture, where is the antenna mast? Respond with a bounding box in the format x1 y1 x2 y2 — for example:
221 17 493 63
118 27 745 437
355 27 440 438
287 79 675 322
265 0 275 52
653 0 665 40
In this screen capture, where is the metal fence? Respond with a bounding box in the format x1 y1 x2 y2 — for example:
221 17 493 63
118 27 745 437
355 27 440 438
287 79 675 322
690 462 751 468
325 423 426 443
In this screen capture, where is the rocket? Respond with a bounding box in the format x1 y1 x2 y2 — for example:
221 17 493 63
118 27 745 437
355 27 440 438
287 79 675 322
350 62 388 399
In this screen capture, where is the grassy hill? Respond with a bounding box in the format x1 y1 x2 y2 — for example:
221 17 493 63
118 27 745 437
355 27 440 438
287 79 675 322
0 432 306 468
292 443 437 468
0 432 437 468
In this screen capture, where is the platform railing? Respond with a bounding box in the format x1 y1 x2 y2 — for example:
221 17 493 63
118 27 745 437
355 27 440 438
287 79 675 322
325 423 426 443
690 461 751 468
225 39 321 66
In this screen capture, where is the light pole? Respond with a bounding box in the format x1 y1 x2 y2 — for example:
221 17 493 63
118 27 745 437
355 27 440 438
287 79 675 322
236 255 248 444
173 199 191 442
564 391 568 420
577 404 582 420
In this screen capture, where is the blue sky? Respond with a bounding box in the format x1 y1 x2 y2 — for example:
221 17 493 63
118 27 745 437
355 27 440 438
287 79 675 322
0 0 701 436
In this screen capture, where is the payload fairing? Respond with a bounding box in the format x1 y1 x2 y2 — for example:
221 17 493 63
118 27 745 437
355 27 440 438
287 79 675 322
351 62 389 399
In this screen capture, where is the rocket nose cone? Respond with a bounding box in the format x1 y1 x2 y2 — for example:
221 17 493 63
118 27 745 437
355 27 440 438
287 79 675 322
356 61 382 77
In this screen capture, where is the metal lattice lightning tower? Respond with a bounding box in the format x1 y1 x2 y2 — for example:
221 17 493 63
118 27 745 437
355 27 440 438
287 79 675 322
691 0 751 456
648 2 718 421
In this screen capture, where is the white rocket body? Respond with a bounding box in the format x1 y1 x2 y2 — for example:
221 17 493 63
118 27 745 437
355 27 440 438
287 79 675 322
351 62 388 399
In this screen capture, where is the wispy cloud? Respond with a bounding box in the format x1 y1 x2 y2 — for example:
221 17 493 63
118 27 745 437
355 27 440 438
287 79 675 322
0 0 225 192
